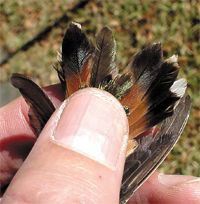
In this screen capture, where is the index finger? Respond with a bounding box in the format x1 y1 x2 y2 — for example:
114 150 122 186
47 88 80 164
0 84 63 139
0 83 64 192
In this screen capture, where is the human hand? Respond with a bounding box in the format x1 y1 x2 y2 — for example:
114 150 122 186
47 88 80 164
0 85 200 203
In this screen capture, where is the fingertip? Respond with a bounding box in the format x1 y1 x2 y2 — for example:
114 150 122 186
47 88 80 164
51 88 129 169
43 83 65 108
129 173 200 204
0 97 33 138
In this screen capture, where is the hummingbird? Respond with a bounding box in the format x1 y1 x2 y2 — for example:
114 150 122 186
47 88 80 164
11 22 191 203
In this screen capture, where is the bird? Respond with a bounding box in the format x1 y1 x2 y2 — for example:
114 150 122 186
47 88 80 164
11 22 191 203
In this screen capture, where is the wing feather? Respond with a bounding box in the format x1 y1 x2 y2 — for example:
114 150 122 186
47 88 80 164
11 73 55 136
120 95 191 203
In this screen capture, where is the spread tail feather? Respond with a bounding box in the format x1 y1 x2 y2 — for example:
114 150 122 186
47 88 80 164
120 45 185 138
55 22 93 96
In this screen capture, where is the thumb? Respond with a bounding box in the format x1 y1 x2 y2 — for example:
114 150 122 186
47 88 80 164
2 88 129 204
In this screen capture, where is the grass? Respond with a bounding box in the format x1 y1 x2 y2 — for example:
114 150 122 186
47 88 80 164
0 0 199 176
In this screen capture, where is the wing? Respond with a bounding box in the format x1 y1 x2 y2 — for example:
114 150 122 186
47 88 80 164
10 73 55 136
120 94 191 204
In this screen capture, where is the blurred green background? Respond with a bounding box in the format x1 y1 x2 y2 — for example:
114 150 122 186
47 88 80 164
0 0 199 175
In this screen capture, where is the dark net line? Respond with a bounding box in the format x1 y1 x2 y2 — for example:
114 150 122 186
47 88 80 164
0 0 90 66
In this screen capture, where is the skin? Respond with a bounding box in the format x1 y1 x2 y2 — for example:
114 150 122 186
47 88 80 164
0 84 200 204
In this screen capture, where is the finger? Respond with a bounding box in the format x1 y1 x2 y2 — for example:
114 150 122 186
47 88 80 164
129 172 200 204
2 88 129 203
0 83 64 139
0 84 64 191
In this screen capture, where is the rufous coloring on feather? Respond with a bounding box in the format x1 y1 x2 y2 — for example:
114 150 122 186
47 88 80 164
10 22 191 203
